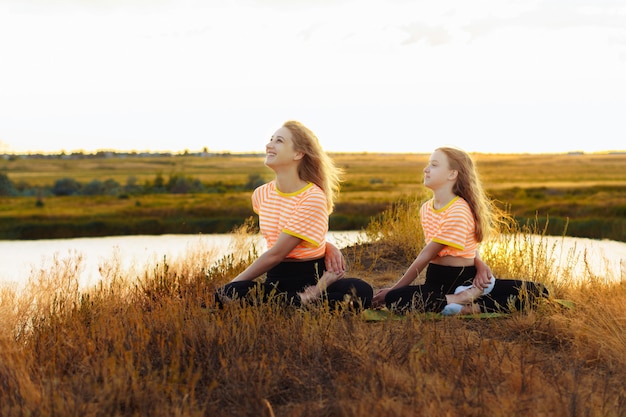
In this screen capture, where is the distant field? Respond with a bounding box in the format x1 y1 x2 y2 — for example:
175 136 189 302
3 151 626 187
1 154 270 186
1 152 625 241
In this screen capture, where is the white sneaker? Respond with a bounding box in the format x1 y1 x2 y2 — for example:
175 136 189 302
441 303 463 316
453 276 496 296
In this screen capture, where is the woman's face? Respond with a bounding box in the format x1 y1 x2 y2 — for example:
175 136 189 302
265 127 301 168
423 149 454 190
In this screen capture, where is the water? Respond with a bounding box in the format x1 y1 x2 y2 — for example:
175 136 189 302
1 233 625 290
0 231 366 290
491 235 626 282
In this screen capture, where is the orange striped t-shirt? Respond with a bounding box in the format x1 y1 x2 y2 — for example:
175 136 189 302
419 196 478 259
252 181 328 260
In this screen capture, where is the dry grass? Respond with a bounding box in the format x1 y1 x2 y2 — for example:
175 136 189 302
1 204 626 416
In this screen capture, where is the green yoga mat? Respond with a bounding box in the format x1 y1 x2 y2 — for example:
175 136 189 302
361 309 506 321
361 299 574 322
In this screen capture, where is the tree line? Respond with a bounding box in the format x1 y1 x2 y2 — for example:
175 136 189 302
0 172 267 198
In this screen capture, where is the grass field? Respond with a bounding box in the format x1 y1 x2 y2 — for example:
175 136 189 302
4 151 624 188
1 152 626 241
1 196 625 416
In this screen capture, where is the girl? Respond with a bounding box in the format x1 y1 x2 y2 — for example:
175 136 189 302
372 147 548 314
215 121 373 309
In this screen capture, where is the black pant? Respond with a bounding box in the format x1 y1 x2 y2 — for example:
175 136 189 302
385 263 476 312
214 258 373 310
477 279 549 313
385 263 549 313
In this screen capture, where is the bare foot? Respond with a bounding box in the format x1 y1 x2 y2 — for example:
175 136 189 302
446 286 484 306
317 270 343 291
298 271 343 304
459 303 481 315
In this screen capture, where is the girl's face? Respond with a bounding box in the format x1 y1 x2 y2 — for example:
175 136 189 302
423 149 456 190
265 127 302 168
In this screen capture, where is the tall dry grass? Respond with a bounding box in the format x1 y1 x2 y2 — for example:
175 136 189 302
1 202 625 416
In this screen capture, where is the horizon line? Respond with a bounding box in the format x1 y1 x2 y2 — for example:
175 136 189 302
3 149 626 157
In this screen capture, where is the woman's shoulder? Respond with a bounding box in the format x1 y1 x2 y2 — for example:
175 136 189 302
303 182 324 195
254 180 274 193
252 181 275 203
300 183 327 204
420 198 434 208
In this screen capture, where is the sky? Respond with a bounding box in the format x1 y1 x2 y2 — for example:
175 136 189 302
1 0 625 155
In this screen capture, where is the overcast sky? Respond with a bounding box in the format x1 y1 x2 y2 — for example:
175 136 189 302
1 0 625 154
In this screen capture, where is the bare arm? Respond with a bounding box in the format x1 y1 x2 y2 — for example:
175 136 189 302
230 233 301 282
391 241 445 289
372 241 444 307
473 251 493 289
324 241 346 273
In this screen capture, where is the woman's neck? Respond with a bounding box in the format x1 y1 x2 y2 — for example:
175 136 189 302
275 171 308 194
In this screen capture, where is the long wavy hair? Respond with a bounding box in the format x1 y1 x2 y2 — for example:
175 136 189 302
283 120 343 214
436 146 506 242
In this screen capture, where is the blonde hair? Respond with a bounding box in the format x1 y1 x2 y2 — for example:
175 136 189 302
436 147 505 242
283 120 342 213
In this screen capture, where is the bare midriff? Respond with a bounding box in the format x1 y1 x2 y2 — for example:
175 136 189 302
283 256 325 263
430 255 475 268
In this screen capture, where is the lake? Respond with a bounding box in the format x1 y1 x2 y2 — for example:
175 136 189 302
1 233 624 290
0 231 366 290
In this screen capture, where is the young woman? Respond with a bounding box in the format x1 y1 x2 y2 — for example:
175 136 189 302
372 147 548 315
214 120 373 309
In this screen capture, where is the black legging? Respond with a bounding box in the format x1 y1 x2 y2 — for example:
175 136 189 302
214 257 373 310
477 279 550 313
385 263 475 312
385 263 549 313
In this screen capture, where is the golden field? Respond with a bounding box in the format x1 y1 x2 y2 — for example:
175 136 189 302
1 191 625 416
1 151 625 241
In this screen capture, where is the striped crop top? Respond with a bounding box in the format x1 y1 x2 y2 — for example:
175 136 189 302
419 196 478 259
252 181 328 260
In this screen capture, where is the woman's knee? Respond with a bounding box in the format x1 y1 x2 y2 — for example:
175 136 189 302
327 278 373 308
346 278 373 300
